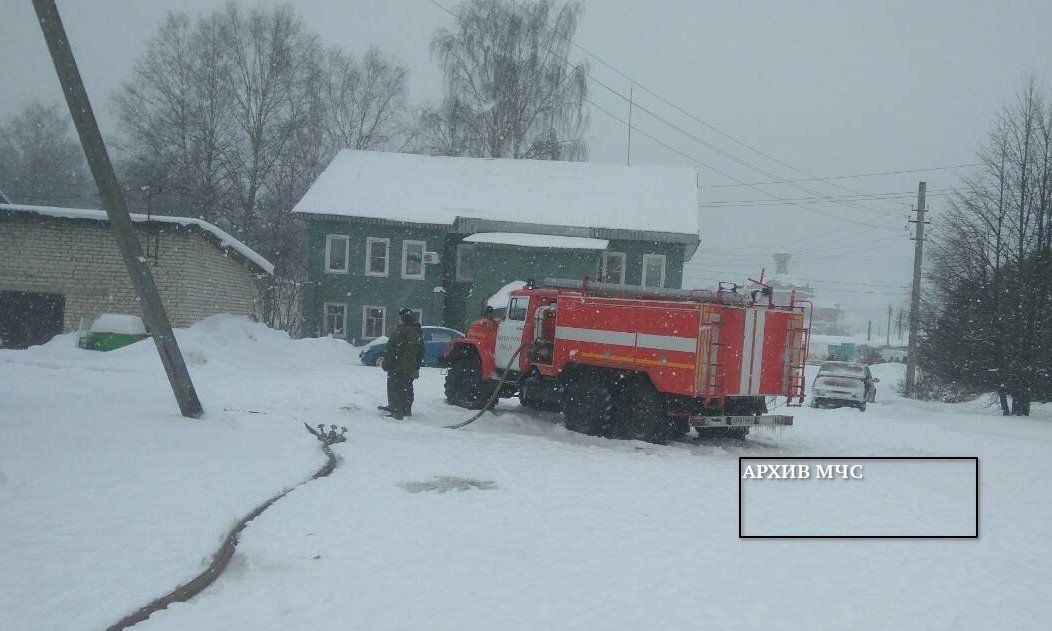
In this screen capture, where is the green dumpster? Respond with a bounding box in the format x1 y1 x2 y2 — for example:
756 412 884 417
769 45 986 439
90 314 148 351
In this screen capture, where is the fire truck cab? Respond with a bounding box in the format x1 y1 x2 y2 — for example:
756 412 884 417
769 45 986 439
443 278 809 443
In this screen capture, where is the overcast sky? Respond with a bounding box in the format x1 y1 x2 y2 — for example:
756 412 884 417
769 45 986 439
4 0 1052 332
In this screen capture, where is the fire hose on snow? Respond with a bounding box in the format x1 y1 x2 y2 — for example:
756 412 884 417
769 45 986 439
107 435 339 630
444 344 526 430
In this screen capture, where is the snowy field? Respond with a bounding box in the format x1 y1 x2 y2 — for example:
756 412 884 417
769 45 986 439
2 316 1051 630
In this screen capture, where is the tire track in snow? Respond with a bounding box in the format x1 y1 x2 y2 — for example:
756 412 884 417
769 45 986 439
106 441 338 630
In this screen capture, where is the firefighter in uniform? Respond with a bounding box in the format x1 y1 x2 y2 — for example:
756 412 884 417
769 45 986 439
381 308 424 419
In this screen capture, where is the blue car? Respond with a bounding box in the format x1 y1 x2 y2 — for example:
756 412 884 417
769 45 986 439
358 326 464 367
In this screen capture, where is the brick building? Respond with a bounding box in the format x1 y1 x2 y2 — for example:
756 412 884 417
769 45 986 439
0 204 273 348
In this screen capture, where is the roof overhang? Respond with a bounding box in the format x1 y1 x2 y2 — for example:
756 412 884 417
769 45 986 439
463 232 609 250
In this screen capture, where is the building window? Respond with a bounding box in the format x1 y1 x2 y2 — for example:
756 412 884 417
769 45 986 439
409 308 423 325
402 240 426 279
642 254 667 287
365 237 390 277
325 235 349 273
600 251 626 284
362 305 386 338
322 303 347 337
456 243 476 281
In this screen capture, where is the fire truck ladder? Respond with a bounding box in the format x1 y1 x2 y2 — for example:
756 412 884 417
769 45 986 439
701 313 725 398
783 302 812 406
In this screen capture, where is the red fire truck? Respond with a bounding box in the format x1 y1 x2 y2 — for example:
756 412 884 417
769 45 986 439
443 278 810 443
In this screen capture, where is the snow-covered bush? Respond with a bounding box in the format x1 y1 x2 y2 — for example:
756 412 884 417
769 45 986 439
897 373 980 404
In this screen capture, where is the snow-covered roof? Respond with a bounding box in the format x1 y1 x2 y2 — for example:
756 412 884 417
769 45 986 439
463 232 609 250
0 203 274 274
91 314 146 335
292 150 699 236
487 281 528 309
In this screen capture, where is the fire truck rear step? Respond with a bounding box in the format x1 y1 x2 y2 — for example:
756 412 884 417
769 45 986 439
689 414 794 428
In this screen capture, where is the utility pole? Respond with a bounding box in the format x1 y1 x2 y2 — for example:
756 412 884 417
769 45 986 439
626 83 634 166
867 321 872 342
904 181 928 395
33 0 203 418
886 304 892 347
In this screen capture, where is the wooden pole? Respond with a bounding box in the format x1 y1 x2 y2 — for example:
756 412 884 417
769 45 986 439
32 0 203 418
886 304 892 347
904 181 927 395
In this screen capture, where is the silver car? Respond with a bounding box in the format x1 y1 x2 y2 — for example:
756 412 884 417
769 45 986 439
811 361 878 412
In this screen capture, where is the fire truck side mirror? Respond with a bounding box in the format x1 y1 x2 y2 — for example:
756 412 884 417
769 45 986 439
483 305 495 319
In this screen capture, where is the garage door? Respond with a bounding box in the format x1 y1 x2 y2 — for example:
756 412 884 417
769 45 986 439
0 291 65 349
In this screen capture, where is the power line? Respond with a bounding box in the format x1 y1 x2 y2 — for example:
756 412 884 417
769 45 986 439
587 73 901 220
682 273 909 291
697 233 908 261
422 0 905 232
703 163 981 189
683 272 906 289
699 188 961 208
585 99 906 232
682 276 910 296
692 224 875 254
563 37 924 211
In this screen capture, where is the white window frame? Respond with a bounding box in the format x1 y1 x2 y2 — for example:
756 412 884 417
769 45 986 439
324 234 350 274
600 251 626 284
642 253 667 288
322 302 347 338
362 305 387 339
456 243 476 282
507 297 530 321
401 240 427 280
365 237 390 277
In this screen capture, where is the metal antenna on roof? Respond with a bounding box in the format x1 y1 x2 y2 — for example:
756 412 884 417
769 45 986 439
33 0 203 418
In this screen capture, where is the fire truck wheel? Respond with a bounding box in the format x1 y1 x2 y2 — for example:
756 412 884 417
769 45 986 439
444 355 488 410
670 419 691 440
613 379 672 444
561 372 614 436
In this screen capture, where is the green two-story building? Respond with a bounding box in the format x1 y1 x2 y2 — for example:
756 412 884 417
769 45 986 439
292 150 700 343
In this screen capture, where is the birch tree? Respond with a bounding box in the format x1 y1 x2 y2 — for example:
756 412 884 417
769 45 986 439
421 0 589 160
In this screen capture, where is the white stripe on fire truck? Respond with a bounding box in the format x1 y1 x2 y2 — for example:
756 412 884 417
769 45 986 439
739 309 756 394
555 326 697 353
749 309 766 395
555 326 636 346
636 333 697 353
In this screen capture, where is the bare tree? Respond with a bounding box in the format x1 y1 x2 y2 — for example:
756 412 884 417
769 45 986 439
113 12 232 224
421 0 589 160
112 2 416 334
217 3 322 244
923 78 1052 415
323 47 411 153
0 101 93 206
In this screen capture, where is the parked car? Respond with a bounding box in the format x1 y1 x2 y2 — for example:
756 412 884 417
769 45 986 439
811 361 878 411
358 326 464 367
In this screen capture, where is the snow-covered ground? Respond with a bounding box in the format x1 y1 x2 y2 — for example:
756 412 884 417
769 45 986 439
2 317 1050 630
